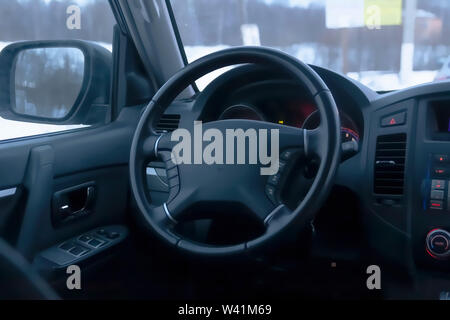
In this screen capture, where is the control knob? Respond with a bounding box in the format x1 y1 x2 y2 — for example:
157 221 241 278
426 229 450 259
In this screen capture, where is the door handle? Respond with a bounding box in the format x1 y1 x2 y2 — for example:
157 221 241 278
52 182 96 226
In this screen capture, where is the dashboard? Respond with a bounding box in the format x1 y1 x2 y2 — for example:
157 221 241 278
216 94 360 145
199 68 364 148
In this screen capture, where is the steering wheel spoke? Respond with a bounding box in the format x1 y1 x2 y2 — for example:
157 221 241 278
141 133 178 161
306 126 327 159
141 135 160 159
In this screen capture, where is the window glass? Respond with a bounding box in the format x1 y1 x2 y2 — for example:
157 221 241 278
171 0 450 91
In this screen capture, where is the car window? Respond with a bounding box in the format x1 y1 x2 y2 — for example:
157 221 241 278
171 0 450 91
0 0 115 142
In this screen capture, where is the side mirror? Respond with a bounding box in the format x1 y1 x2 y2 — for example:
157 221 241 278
0 40 111 125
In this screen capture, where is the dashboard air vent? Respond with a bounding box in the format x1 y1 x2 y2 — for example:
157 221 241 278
374 133 407 195
156 114 180 133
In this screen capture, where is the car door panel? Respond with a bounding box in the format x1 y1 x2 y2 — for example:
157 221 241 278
0 106 142 259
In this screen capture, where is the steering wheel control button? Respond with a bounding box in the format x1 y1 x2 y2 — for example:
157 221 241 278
280 149 298 161
165 160 176 170
431 190 445 200
167 167 178 179
380 112 406 127
268 173 281 186
426 229 450 259
431 180 446 190
168 176 180 188
167 185 180 203
265 185 277 204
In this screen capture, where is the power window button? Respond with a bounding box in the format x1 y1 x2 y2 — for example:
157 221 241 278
106 232 120 240
69 245 89 256
88 238 103 248
59 242 75 251
78 235 93 243
96 229 107 236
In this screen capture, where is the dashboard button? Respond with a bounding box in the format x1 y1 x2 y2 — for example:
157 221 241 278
381 112 406 127
434 168 448 176
426 229 450 259
280 149 298 161
432 179 445 190
448 185 450 211
431 190 445 200
430 235 449 254
430 200 444 210
434 155 449 164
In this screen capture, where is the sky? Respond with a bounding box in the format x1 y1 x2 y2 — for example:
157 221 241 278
262 0 325 8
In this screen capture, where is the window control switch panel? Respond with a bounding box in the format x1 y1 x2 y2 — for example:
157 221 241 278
34 225 128 269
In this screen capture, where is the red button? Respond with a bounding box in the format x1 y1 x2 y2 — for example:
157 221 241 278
435 155 449 164
430 200 443 210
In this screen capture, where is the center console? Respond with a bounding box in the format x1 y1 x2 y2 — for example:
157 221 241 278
412 97 450 269
366 94 450 273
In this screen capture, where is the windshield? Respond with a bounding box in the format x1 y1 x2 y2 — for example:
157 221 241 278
171 0 450 91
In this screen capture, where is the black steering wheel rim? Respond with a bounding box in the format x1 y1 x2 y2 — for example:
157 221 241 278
130 46 341 256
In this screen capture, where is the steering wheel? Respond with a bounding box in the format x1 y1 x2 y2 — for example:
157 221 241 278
130 47 341 256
